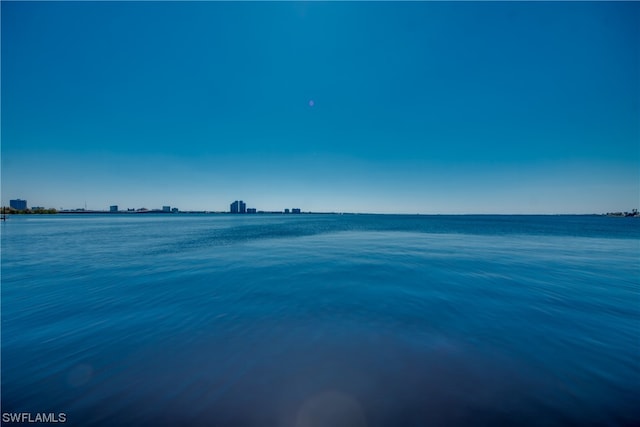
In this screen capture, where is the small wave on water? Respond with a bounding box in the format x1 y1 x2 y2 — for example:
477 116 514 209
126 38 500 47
143 214 639 257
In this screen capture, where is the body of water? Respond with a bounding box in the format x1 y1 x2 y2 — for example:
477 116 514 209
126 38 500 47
2 214 639 426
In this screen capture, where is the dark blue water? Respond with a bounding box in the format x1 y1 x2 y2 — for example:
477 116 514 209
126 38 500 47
2 214 639 426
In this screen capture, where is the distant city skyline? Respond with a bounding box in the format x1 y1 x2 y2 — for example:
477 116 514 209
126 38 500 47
2 2 638 214
2 197 310 215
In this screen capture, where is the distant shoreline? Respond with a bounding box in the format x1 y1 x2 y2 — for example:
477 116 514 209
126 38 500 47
3 211 638 217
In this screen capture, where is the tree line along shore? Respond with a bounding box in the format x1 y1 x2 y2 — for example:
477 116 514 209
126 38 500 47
2 207 58 214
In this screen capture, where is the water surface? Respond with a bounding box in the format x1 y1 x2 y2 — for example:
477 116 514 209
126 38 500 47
2 214 639 426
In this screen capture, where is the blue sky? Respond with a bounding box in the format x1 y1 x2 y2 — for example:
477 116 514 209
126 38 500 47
2 1 638 213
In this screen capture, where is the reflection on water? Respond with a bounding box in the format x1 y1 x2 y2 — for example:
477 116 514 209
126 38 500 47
2 215 639 426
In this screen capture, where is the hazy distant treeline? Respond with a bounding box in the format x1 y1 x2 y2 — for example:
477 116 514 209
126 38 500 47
2 207 58 214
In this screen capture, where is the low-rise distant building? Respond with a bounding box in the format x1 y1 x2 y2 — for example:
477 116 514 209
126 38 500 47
247 208 257 214
171 207 179 213
10 199 27 210
31 206 44 211
284 208 290 214
163 206 171 212
110 205 118 212
292 208 301 214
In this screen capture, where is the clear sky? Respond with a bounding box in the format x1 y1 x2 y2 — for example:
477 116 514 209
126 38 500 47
2 1 638 214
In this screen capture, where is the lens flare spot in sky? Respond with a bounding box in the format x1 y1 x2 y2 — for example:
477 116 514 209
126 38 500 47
308 100 314 107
